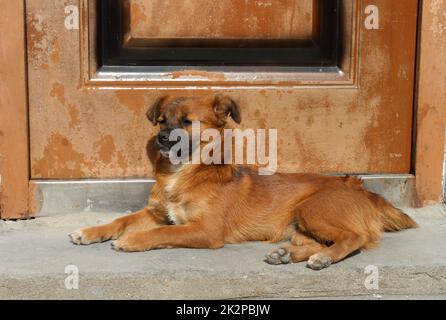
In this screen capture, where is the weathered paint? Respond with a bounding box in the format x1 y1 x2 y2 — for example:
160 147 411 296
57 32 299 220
27 0 418 181
67 103 81 130
94 135 116 164
123 0 314 46
0 0 30 219
28 181 43 216
115 90 148 115
415 0 446 205
50 82 65 105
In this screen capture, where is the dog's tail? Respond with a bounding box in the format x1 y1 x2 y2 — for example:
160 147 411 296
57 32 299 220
367 191 418 231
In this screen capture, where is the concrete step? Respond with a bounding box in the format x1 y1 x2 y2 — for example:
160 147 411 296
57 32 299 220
1 205 446 299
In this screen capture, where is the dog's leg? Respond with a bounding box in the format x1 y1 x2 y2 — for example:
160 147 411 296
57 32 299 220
307 231 366 270
265 232 326 265
111 223 224 252
69 208 164 245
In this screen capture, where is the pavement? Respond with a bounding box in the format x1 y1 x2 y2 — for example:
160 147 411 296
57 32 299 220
1 205 446 300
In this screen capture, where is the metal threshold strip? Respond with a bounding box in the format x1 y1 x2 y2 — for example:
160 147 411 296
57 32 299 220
30 174 415 216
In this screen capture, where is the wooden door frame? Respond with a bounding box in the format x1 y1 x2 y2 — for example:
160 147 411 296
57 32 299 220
0 0 444 219
0 0 31 219
413 0 446 206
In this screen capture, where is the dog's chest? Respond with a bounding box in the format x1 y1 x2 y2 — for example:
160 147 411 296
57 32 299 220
164 175 191 225
165 201 188 225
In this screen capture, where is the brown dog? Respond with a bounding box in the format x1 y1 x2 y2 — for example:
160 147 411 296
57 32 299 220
69 95 418 270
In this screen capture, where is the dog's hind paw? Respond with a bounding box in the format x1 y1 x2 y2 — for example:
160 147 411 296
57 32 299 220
264 248 291 265
307 253 332 270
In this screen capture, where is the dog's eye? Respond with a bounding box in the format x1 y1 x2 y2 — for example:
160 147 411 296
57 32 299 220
182 118 192 126
158 118 166 125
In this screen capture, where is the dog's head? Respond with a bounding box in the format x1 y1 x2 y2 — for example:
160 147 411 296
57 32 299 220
146 95 241 158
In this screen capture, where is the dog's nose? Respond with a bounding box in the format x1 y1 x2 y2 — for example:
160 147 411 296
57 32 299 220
159 132 170 142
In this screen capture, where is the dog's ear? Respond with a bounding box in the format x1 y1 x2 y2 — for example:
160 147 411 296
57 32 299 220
147 96 168 125
213 95 241 124
146 136 160 168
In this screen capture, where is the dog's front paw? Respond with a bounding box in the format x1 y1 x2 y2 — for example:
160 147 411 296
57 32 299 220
307 253 332 270
111 235 150 252
265 248 291 265
69 224 118 246
69 228 95 245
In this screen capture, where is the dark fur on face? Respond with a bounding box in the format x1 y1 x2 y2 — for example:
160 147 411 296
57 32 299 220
146 95 241 158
